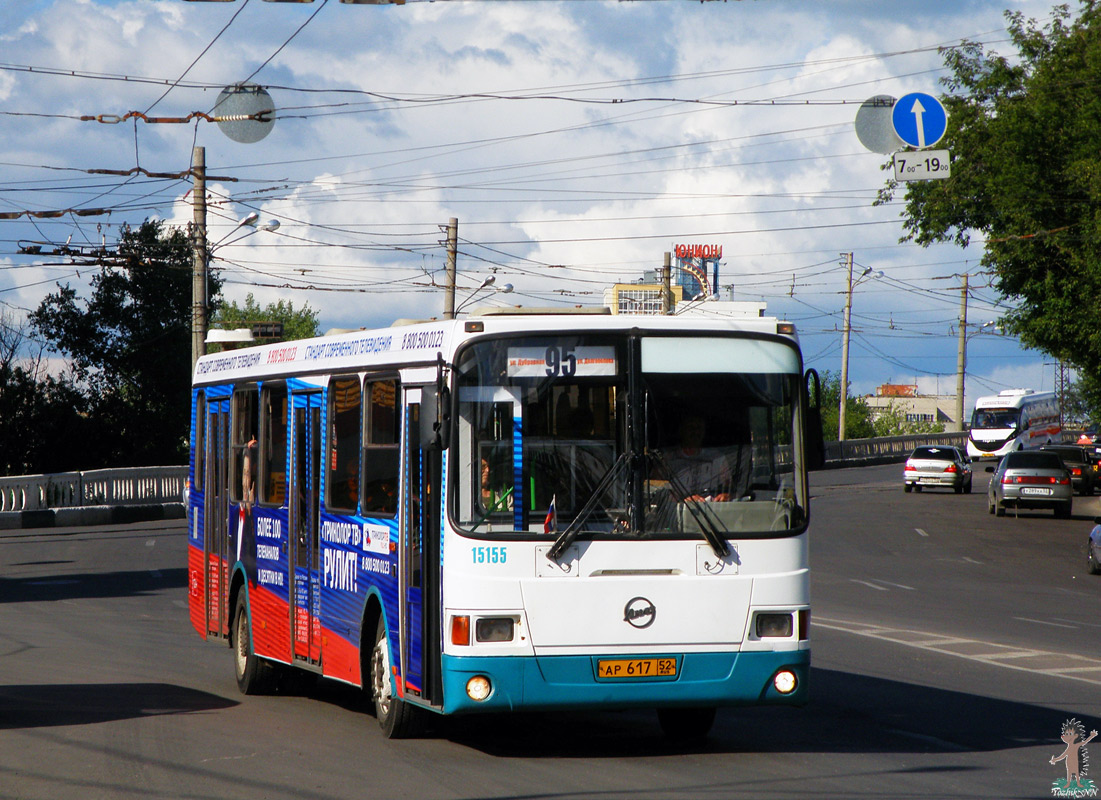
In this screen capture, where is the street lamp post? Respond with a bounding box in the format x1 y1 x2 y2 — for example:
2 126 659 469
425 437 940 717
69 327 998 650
838 253 882 441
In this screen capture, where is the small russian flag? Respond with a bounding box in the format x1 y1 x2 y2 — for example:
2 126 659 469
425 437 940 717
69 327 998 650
543 494 557 534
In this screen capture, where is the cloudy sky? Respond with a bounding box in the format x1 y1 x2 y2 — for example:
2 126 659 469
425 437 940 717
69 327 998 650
0 0 1070 410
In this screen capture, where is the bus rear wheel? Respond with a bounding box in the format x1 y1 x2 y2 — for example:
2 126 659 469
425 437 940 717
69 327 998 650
370 618 423 739
233 593 275 695
657 706 716 741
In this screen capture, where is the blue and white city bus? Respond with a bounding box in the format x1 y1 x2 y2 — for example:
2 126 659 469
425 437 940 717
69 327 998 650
187 307 814 739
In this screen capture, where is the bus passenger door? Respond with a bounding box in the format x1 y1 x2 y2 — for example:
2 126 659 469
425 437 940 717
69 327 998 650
204 396 231 641
290 391 322 665
400 389 443 706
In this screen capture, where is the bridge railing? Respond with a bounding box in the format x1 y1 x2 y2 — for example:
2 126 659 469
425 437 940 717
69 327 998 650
0 466 187 513
824 431 967 466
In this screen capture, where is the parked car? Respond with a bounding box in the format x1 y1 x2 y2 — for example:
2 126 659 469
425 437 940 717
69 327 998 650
1088 517 1101 574
1040 444 1096 495
987 450 1073 518
903 445 972 494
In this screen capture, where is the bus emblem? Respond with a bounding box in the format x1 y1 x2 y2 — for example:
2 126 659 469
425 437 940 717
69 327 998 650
623 597 656 629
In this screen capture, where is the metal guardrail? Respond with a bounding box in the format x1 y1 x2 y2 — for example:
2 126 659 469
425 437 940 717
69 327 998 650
823 431 967 466
0 466 186 513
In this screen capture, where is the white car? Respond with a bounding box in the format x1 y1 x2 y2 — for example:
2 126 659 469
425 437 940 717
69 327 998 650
903 445 973 494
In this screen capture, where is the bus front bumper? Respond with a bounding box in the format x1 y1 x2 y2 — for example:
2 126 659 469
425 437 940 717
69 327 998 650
439 649 809 715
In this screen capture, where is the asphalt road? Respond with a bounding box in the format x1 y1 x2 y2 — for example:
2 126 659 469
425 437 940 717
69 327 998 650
1 462 1099 799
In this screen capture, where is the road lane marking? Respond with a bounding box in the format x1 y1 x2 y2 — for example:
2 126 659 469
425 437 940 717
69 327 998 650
849 579 914 592
915 528 928 537
815 615 1101 686
1014 616 1078 629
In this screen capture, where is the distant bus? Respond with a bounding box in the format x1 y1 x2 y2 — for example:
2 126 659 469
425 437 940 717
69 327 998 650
187 309 815 739
966 389 1060 459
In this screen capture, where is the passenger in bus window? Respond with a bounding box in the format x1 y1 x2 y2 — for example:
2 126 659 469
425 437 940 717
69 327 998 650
480 457 513 512
243 434 258 508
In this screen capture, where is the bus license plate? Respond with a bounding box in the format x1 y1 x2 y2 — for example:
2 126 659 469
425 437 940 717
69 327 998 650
597 657 677 679
1021 487 1052 496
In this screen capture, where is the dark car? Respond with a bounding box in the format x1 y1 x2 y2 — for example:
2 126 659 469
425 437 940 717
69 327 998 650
1040 444 1095 496
987 450 1073 518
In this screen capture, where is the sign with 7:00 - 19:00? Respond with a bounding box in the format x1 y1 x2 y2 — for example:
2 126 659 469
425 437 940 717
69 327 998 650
893 149 951 182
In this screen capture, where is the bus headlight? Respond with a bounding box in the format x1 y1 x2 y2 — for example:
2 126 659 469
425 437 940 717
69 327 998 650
755 613 794 638
475 617 514 643
466 675 492 701
773 670 798 695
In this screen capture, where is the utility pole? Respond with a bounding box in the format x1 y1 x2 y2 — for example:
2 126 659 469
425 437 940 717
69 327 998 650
443 217 458 319
191 145 207 373
662 251 672 314
839 252 854 442
954 274 968 432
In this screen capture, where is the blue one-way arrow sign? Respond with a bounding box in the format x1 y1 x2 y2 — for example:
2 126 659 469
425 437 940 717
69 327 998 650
892 92 947 149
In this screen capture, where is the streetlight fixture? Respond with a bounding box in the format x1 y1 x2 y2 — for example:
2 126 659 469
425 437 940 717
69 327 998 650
455 275 514 314
838 253 883 441
192 212 282 370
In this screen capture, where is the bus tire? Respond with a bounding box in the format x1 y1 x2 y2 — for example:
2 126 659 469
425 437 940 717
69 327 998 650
657 706 716 742
371 617 423 739
234 592 275 695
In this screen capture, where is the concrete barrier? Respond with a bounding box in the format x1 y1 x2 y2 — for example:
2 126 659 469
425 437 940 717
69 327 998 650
0 466 186 530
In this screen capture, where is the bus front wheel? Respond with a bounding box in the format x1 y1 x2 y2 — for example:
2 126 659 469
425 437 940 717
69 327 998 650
233 593 275 695
371 618 423 739
657 706 716 741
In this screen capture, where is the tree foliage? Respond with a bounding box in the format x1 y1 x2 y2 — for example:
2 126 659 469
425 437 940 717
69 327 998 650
29 219 218 468
0 313 88 474
212 292 320 342
878 2 1101 402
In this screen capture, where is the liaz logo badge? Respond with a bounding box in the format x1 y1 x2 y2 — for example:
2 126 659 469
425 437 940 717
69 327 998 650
623 597 656 629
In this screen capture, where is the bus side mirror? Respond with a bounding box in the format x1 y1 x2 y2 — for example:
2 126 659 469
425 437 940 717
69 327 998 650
420 384 451 451
804 368 825 471
420 353 452 450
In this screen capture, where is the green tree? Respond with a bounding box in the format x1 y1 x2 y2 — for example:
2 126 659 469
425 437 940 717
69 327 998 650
878 3 1101 395
212 292 319 342
30 219 219 468
0 313 88 475
817 369 876 440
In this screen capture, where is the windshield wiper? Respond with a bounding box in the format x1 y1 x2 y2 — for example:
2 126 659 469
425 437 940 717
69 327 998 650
466 487 514 534
547 453 629 561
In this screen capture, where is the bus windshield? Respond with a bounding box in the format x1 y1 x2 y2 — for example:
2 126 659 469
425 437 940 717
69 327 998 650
452 333 806 539
971 407 1020 430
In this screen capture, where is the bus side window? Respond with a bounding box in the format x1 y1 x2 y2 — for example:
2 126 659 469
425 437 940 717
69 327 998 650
363 378 400 515
231 387 258 503
261 383 288 506
194 392 206 496
328 376 362 513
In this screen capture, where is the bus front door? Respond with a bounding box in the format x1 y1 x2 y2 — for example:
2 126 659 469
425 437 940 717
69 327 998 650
204 395 231 641
290 391 322 665
400 391 443 706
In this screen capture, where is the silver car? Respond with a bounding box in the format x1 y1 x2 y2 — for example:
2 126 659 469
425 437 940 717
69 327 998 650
987 450 1073 518
903 445 973 494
